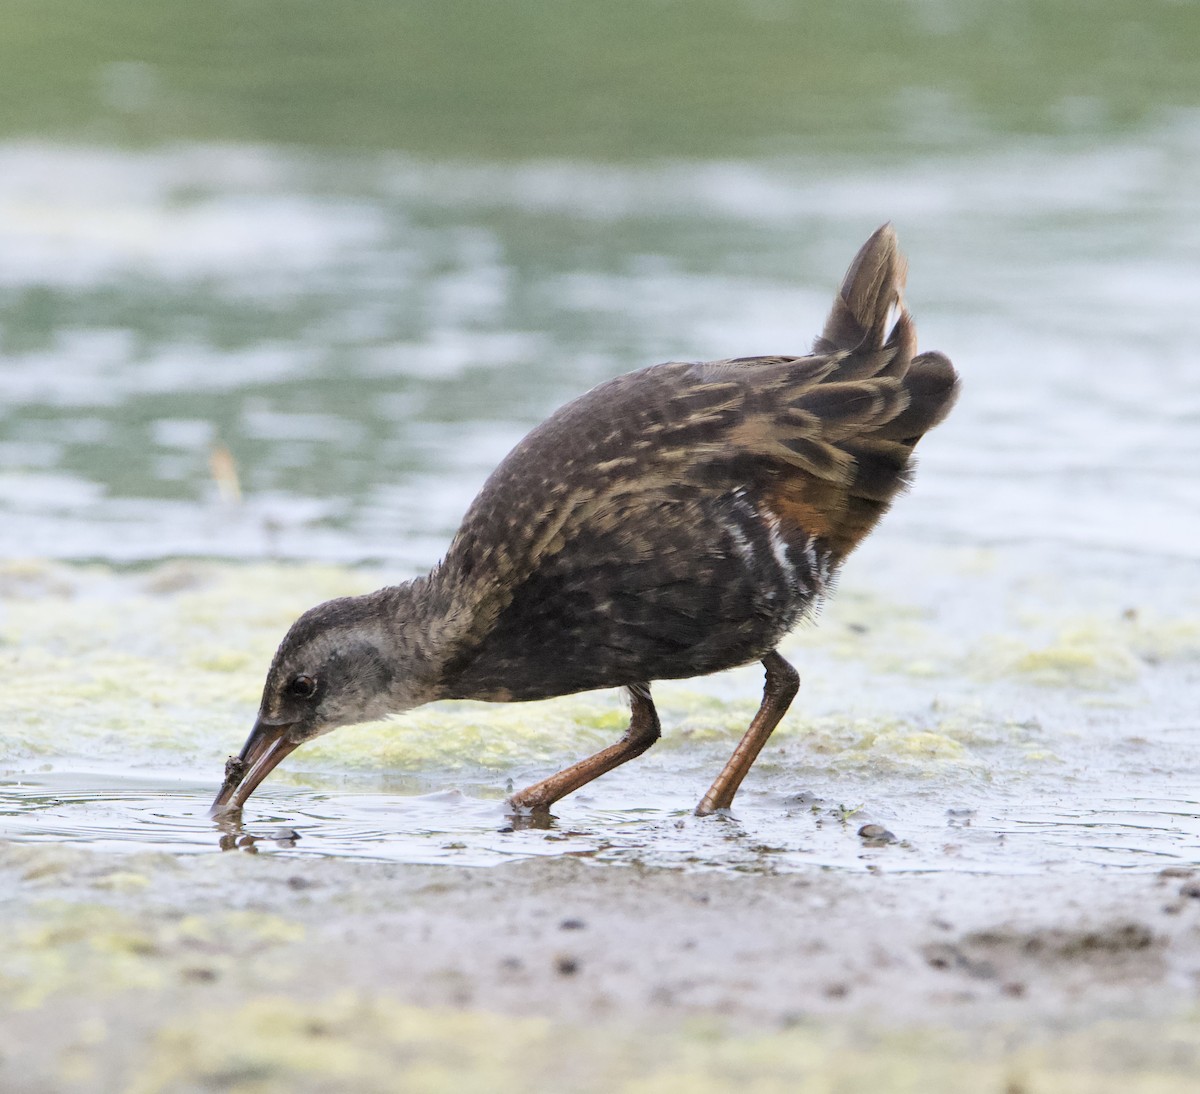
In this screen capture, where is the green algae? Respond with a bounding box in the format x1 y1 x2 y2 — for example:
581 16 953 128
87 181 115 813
110 994 1200 1094
2 558 989 778
127 994 558 1094
3 555 1192 800
976 628 1145 690
1 899 305 1011
761 706 1050 784
0 560 674 772
302 699 637 774
969 611 1200 690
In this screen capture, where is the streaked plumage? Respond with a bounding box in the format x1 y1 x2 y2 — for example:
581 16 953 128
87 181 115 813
212 224 959 818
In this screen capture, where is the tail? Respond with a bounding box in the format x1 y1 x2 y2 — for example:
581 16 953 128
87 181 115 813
760 224 959 559
815 223 958 423
813 224 959 554
624 225 958 563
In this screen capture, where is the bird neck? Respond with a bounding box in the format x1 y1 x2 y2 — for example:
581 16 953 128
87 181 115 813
371 572 463 706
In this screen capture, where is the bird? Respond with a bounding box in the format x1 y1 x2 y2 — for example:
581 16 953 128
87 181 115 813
211 224 959 820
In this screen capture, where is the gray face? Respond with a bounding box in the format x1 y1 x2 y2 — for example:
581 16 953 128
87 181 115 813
211 583 446 816
257 596 399 743
213 592 420 815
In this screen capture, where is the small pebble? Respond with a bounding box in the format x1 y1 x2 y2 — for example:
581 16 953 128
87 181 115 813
287 876 314 890
559 917 587 931
1181 882 1200 900
858 823 896 844
555 955 580 976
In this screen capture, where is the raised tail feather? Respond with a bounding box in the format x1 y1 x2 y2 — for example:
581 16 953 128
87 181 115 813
821 223 959 438
817 221 958 436
811 223 959 554
717 224 959 560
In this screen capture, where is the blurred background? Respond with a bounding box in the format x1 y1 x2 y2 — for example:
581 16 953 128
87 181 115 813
2 0 1198 570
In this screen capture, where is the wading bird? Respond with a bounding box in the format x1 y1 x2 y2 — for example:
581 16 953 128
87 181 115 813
212 225 958 819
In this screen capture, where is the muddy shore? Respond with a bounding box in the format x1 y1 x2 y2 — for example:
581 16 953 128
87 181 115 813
3 842 1200 1092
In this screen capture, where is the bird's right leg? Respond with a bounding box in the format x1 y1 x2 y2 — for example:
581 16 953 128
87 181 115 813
506 685 661 814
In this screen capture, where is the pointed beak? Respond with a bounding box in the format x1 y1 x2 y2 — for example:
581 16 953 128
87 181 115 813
210 719 301 816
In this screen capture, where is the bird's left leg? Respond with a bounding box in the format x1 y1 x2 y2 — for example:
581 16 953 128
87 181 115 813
506 684 661 814
695 650 799 815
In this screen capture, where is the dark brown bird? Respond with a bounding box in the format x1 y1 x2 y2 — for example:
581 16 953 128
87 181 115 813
211 225 959 819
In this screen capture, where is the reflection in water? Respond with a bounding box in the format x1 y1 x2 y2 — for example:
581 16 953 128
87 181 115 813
213 809 302 854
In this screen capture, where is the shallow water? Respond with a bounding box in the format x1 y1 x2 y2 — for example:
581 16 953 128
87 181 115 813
4 766 1200 874
2 2 1200 878
1 542 1198 874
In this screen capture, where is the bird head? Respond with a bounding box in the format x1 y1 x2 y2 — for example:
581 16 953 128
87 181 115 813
210 589 432 815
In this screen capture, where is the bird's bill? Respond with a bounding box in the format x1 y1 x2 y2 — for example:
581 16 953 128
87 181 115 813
210 719 300 816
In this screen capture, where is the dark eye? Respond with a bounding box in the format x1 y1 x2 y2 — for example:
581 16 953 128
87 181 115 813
286 674 318 700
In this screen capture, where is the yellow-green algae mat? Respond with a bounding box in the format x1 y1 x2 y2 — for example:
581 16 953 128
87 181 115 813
54 1003 1200 1094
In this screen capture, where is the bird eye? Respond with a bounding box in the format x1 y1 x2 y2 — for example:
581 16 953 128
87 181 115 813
286 674 318 700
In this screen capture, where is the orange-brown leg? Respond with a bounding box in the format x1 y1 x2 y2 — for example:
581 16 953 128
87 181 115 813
695 651 800 815
507 685 661 813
